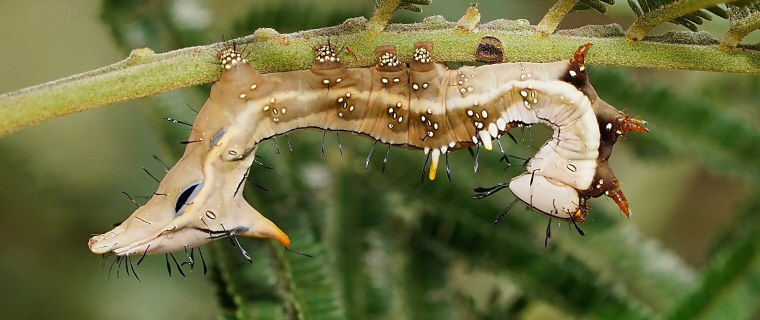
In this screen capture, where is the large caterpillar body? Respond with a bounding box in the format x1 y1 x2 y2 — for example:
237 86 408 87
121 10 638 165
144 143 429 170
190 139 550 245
88 41 647 257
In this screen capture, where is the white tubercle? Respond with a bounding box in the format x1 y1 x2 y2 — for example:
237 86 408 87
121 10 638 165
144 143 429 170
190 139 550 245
478 131 493 150
429 148 441 180
488 123 499 138
496 118 507 131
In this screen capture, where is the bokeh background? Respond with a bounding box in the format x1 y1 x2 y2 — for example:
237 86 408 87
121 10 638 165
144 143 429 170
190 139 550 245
0 0 758 319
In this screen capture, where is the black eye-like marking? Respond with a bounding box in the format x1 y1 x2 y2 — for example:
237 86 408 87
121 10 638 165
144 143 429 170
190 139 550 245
175 181 203 216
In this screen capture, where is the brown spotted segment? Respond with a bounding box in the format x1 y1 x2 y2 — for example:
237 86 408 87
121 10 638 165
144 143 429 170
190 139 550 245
90 42 650 258
475 36 504 64
407 42 460 178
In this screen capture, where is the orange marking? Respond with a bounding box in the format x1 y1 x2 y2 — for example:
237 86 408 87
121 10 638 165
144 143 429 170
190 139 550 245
573 43 593 65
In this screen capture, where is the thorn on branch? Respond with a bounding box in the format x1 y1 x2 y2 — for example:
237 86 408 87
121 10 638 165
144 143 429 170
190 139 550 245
537 0 581 35
456 4 481 32
721 3 760 49
367 0 431 32
625 0 732 42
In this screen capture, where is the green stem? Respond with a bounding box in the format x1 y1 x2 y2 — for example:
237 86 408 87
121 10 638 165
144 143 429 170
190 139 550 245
2 19 760 138
721 10 760 48
626 0 739 41
536 0 580 35
367 0 401 32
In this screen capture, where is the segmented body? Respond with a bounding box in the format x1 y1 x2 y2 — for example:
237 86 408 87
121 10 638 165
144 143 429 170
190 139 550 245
88 41 647 257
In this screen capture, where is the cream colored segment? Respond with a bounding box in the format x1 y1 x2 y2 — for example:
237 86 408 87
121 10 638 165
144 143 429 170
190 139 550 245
528 145 598 190
508 174 580 219
529 83 600 159
481 60 570 83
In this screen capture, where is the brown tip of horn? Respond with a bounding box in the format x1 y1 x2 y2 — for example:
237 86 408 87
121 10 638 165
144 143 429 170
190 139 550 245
618 115 649 134
573 43 593 65
607 189 631 218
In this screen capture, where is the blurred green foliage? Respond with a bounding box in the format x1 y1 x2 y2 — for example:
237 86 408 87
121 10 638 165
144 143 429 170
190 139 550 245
0 0 758 319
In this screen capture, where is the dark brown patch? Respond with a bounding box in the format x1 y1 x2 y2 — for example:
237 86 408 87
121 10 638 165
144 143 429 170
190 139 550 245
560 61 590 94
475 36 503 64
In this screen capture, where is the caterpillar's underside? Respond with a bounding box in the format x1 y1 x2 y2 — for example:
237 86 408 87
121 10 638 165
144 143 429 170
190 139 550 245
88 41 648 257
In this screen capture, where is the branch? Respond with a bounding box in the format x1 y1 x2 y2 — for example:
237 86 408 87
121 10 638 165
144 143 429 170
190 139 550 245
537 0 581 34
367 0 402 32
722 5 760 48
626 0 739 41
2 17 760 137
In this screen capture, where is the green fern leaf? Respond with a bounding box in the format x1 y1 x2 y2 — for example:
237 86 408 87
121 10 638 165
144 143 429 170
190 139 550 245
573 0 616 13
627 0 729 31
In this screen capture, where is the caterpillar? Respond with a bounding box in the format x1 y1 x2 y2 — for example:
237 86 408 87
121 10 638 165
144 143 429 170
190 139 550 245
88 40 647 260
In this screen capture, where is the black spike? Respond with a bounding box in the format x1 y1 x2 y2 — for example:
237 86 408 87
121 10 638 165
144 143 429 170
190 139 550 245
246 176 270 192
530 169 540 186
230 235 253 263
473 183 509 200
185 103 199 115
128 256 141 282
164 117 193 127
198 247 208 275
284 134 293 152
169 253 187 278
382 145 391 174
569 212 586 237
181 246 195 270
544 218 552 248
493 198 520 225
496 138 509 165
272 137 281 155
108 256 120 279
165 254 172 277
445 152 452 182
421 152 430 183
506 132 517 144
141 167 161 184
321 130 327 159
336 132 343 156
152 155 171 172
137 245 150 266
121 191 141 208
284 246 314 258
365 140 378 170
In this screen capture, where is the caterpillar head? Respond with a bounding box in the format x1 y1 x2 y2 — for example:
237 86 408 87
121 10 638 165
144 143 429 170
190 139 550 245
88 47 290 257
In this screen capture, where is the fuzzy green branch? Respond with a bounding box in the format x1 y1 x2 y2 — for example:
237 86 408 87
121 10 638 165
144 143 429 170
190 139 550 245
367 0 401 32
721 10 760 48
536 0 581 34
2 18 760 138
626 0 740 41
